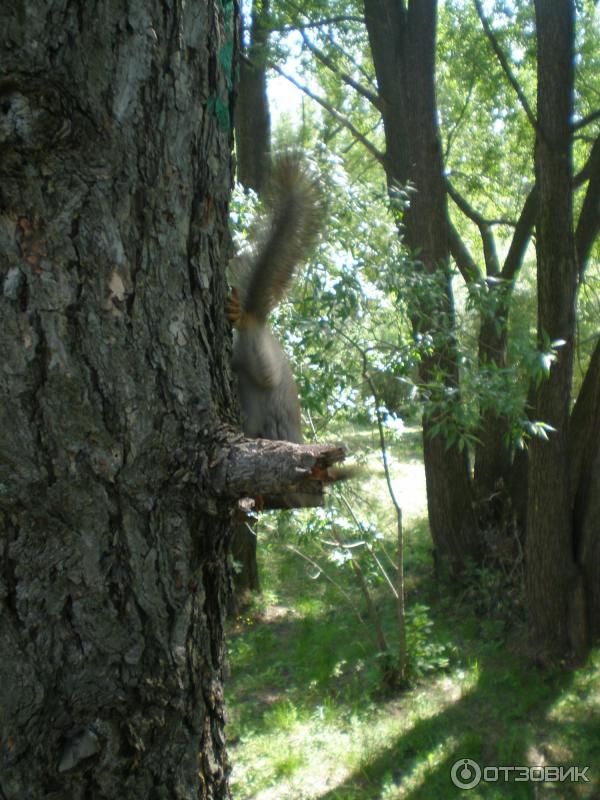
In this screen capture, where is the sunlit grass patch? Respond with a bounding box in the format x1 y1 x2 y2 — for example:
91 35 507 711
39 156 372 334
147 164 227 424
226 424 600 799
229 667 478 799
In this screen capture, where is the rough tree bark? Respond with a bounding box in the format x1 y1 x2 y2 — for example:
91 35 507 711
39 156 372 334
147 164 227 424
526 0 579 659
364 0 479 572
0 0 238 796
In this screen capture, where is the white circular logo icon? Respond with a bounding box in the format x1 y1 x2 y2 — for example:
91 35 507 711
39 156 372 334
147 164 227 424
451 758 482 789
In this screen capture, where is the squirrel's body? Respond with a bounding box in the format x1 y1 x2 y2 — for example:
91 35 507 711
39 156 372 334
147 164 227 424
232 319 303 442
228 153 321 444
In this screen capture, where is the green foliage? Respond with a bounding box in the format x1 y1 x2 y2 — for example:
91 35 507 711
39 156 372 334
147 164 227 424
405 603 455 678
225 0 600 793
227 513 600 799
439 0 536 225
574 263 600 395
250 0 600 461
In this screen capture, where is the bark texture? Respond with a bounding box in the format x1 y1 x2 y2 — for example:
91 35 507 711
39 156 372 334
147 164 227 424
212 438 347 499
0 1 237 797
526 0 578 657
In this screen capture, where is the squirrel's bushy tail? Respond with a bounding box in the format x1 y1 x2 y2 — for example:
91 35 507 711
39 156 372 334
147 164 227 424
241 151 323 322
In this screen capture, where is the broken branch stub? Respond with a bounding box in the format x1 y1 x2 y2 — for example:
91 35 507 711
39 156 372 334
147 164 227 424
213 438 348 509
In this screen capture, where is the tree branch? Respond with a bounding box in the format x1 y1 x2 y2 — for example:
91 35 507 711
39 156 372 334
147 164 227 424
447 221 482 282
444 78 476 161
445 178 515 228
572 109 600 132
208 438 348 506
497 133 600 284
269 62 385 164
283 0 376 90
270 15 365 33
575 134 600 279
446 179 500 275
299 29 381 109
500 185 537 282
323 27 379 91
472 0 537 130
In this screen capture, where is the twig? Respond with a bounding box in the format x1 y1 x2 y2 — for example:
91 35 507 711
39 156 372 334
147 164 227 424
363 359 407 680
338 493 399 596
444 78 476 161
284 544 367 629
334 327 407 675
330 527 389 653
299 30 381 109
324 27 379 91
472 0 537 131
572 109 600 132
270 15 365 33
269 62 385 164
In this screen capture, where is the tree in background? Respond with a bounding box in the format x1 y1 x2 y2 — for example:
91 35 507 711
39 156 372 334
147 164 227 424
236 0 272 192
229 0 272 609
526 0 597 660
364 0 481 570
251 0 600 660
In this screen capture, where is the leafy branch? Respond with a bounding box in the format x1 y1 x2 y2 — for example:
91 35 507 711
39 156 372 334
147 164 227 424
472 0 537 130
269 61 385 164
299 29 382 110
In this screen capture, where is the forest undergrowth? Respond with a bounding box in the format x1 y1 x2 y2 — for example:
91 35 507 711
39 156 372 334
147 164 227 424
225 426 600 800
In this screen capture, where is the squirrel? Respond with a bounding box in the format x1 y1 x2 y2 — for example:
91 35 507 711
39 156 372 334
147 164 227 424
226 152 322 446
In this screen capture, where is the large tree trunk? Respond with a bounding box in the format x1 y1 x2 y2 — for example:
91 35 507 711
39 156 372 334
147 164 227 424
0 1 237 796
526 0 579 659
364 0 478 572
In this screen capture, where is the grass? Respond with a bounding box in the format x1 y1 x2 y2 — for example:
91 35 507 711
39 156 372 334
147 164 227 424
225 427 600 799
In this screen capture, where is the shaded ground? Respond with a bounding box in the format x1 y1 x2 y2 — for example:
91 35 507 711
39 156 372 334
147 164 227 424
225 426 600 799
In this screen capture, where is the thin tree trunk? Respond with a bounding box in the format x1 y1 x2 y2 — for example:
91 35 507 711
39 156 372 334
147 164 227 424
230 1 273 605
473 313 512 499
0 1 237 796
526 0 579 659
570 337 600 641
228 519 260 613
235 0 271 193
